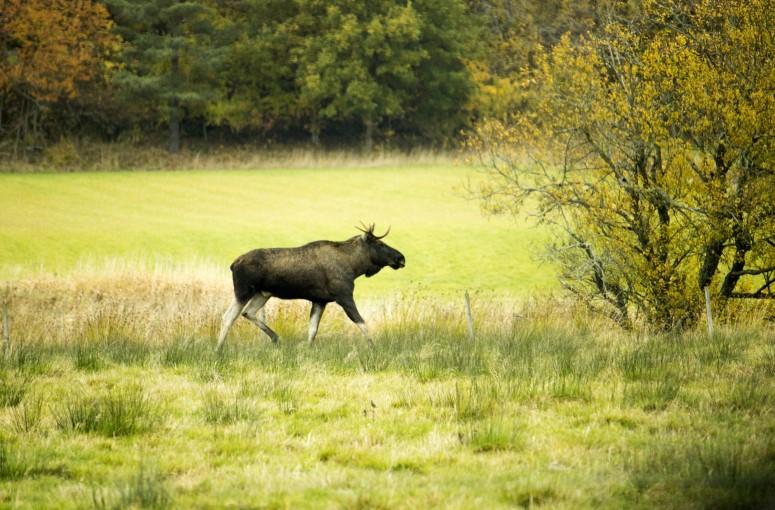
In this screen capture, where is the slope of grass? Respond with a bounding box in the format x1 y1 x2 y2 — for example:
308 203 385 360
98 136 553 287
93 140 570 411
0 164 553 296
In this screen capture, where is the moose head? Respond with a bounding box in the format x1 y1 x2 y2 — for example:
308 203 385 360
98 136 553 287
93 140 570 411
356 223 406 276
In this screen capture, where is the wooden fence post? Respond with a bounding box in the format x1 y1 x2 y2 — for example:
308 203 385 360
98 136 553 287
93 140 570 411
464 291 475 341
704 286 714 338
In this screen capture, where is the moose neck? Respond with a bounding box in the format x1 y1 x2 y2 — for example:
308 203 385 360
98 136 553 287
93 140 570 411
344 237 380 278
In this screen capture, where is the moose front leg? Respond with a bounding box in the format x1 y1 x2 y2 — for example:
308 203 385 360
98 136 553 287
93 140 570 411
336 295 373 345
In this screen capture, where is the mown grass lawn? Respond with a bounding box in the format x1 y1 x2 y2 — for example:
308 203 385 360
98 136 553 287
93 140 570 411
0 164 554 296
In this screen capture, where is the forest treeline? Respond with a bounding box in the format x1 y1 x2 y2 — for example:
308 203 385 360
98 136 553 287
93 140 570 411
0 0 623 157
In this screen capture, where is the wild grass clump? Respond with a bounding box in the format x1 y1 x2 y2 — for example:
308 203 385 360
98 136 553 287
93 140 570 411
91 464 171 510
161 337 212 367
501 483 557 509
459 417 524 453
9 394 44 433
74 341 104 371
194 355 233 383
758 341 775 377
1 343 49 374
721 374 773 414
0 371 29 407
271 380 298 415
427 378 500 421
0 440 30 479
54 384 161 437
695 331 745 369
622 376 682 411
548 374 593 401
100 338 152 366
629 435 775 509
201 387 258 424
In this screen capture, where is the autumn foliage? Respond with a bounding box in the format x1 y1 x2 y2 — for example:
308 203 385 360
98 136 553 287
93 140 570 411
0 0 117 155
470 0 775 329
0 0 115 101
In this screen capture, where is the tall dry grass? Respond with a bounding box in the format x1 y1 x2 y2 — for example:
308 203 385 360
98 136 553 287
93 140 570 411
2 264 773 350
1 140 455 173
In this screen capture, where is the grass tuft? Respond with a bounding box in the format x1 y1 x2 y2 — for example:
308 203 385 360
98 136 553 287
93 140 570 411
272 380 298 415
501 483 557 508
74 342 104 371
91 464 171 510
1 343 49 374
9 394 44 433
458 417 524 453
427 378 500 421
629 435 775 509
0 440 30 480
623 375 681 411
54 384 161 436
0 371 29 407
723 374 773 414
201 387 257 424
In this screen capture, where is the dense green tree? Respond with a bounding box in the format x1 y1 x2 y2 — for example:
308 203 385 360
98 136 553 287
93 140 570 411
105 0 230 152
400 0 474 145
212 0 474 149
206 0 299 135
292 0 428 150
0 0 633 155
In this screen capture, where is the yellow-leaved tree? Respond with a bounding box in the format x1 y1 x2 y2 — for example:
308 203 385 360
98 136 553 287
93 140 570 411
470 0 775 329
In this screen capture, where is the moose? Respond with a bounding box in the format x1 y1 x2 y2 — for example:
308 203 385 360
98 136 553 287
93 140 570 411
216 224 405 350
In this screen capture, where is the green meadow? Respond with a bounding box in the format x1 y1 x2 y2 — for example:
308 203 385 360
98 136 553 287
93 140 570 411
0 164 553 296
1 163 773 509
0 281 773 509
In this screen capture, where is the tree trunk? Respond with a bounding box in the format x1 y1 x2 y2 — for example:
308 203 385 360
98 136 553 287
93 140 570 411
698 238 724 290
168 50 181 153
720 229 752 297
310 119 320 147
169 97 180 153
363 114 374 152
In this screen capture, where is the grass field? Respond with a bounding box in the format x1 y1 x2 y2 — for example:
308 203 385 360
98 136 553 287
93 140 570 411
0 163 554 296
0 281 773 509
1 162 774 509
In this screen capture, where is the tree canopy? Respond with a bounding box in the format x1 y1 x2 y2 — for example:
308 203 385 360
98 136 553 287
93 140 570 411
1 0 595 153
470 0 775 329
0 0 117 155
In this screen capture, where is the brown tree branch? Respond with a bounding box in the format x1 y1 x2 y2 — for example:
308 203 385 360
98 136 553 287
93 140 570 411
730 265 775 277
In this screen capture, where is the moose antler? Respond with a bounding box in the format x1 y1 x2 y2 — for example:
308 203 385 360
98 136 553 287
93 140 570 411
356 223 390 239
374 225 390 239
355 222 374 235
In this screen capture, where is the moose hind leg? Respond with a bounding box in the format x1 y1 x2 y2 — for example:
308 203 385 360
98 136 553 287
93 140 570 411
241 293 279 343
308 302 327 343
337 296 373 345
217 299 245 351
